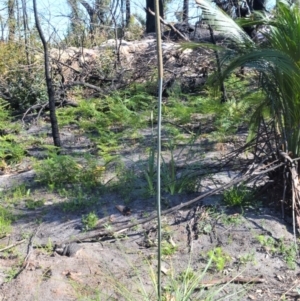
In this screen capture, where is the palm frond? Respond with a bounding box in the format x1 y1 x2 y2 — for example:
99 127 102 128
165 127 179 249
218 48 300 83
195 0 253 46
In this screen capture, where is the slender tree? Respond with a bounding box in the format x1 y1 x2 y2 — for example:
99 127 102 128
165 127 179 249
21 0 30 67
7 0 16 41
76 0 110 40
67 0 86 46
33 0 61 147
78 0 98 35
95 0 107 24
126 0 130 27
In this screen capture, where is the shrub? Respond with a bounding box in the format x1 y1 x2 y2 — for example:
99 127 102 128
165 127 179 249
35 153 105 191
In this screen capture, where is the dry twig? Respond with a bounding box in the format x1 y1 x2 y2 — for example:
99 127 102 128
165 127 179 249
0 239 26 252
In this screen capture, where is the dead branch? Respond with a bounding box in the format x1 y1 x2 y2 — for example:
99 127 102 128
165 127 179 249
200 275 266 287
13 226 40 280
146 8 190 41
278 151 300 249
22 102 47 123
22 99 78 122
64 81 104 93
0 239 25 252
50 57 81 74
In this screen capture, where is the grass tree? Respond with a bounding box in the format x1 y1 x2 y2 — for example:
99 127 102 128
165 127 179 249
194 0 300 236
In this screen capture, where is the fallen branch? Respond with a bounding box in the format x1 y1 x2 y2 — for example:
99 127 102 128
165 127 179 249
13 226 40 280
64 81 104 92
0 239 26 252
200 276 266 287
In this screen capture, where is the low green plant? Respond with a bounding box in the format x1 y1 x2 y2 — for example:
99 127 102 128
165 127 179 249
82 211 98 231
25 199 45 210
61 187 99 212
35 153 105 191
164 97 194 124
238 251 256 265
0 135 25 165
161 242 178 256
0 245 19 259
0 184 31 204
143 147 156 196
5 266 19 282
103 222 113 233
207 247 231 271
256 235 297 269
161 257 247 300
278 239 297 270
113 163 139 200
223 184 253 207
0 206 13 237
160 144 198 195
177 268 195 282
0 99 21 134
256 235 277 253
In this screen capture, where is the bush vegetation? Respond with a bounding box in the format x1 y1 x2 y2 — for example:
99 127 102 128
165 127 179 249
1 1 299 299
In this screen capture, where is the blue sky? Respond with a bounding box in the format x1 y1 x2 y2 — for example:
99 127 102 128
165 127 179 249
0 0 201 39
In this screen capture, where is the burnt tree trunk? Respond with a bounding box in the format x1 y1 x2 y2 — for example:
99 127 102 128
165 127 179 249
146 0 163 33
183 0 189 22
126 0 131 27
33 0 61 147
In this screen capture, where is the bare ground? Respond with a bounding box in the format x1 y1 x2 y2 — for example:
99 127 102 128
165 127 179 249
0 121 299 301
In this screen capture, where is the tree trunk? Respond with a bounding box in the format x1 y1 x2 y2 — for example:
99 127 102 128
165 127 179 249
8 0 16 41
183 0 189 23
78 0 97 36
126 0 130 27
95 0 106 24
146 0 163 33
67 0 83 46
21 0 30 68
33 0 61 147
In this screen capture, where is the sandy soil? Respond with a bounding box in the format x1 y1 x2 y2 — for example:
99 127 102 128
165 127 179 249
0 123 299 301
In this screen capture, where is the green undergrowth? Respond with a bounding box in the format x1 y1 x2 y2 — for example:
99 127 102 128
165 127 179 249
223 184 255 208
56 75 258 154
31 76 258 212
82 211 98 231
165 80 260 145
56 90 155 155
0 206 14 237
34 153 105 190
0 183 31 205
0 135 26 165
206 247 232 271
0 76 258 215
0 99 24 167
34 152 105 211
256 235 297 269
